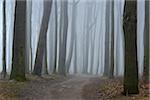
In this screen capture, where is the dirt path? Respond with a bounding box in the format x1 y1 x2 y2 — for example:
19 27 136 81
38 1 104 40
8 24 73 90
0 75 149 100
0 74 97 100
49 75 94 100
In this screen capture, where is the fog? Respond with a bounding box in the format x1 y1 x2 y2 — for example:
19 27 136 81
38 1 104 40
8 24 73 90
0 0 145 76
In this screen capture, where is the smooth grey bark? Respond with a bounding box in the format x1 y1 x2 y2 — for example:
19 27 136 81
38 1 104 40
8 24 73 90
123 0 139 94
49 12 55 74
96 8 103 75
115 29 120 76
26 0 32 73
53 1 58 73
85 4 91 74
115 4 122 76
2 0 7 78
66 0 78 73
10 0 26 81
96 37 101 75
83 3 92 74
104 0 111 76
82 8 87 73
33 0 52 76
58 0 68 75
109 0 114 78
58 2 63 74
73 1 79 74
96 48 100 75
42 50 48 74
143 0 149 84
74 38 77 73
90 4 97 74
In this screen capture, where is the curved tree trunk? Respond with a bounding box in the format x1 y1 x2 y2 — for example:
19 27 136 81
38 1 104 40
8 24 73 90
123 0 139 95
33 0 52 76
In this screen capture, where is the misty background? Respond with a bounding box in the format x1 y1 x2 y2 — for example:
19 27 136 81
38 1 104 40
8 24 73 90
0 0 145 75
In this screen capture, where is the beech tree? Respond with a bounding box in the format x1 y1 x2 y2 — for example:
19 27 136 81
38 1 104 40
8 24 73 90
143 0 149 84
89 3 98 74
123 0 139 94
58 0 68 75
83 3 94 74
109 0 114 78
96 18 103 75
104 0 111 77
103 0 114 78
33 0 52 76
53 0 58 73
2 0 6 78
26 0 32 73
66 0 78 73
10 0 26 81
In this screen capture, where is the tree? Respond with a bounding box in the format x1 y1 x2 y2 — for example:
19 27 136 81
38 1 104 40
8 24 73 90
96 3 103 75
58 0 68 75
89 3 97 74
103 0 114 78
66 0 78 73
10 0 26 81
33 0 52 76
82 3 93 74
123 0 139 94
26 0 32 73
104 0 111 76
2 0 7 78
53 0 58 74
42 51 48 74
143 0 149 84
109 0 114 78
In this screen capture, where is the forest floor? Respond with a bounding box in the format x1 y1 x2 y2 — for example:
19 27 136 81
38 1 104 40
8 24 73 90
0 74 149 100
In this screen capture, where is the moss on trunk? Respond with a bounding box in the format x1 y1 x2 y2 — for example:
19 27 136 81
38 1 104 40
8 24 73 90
10 0 26 81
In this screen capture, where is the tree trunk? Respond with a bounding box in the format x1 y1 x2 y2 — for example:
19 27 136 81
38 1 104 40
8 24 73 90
10 0 26 81
33 0 52 76
53 1 58 74
66 0 77 73
2 0 7 78
143 0 149 84
58 0 68 75
123 0 139 95
104 0 111 76
74 39 77 73
109 0 114 78
96 28 101 74
89 4 97 74
42 50 48 75
26 0 32 74
83 3 92 74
